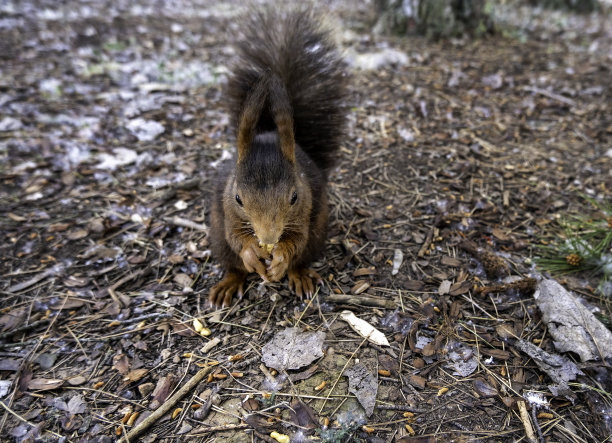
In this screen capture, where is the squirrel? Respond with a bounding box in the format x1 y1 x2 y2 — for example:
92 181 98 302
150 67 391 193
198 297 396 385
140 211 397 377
208 7 346 307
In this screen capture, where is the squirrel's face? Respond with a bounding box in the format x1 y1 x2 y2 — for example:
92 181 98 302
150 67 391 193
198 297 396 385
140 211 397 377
231 133 311 246
233 181 300 246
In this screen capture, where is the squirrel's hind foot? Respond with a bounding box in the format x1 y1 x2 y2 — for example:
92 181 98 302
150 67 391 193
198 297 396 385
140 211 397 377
209 270 247 308
288 268 323 299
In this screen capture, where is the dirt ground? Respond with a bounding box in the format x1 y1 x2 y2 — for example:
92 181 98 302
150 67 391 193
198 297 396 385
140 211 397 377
1 0 611 442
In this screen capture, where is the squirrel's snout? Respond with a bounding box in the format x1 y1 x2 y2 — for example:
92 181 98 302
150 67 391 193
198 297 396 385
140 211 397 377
253 225 282 247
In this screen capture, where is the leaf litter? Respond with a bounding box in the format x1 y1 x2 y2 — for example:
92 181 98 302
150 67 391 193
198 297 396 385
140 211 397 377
0 0 611 441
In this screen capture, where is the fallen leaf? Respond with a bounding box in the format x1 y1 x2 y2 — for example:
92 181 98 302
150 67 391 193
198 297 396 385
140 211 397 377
28 378 64 391
150 375 176 410
344 363 377 417
339 311 390 347
262 328 326 371
534 279 612 361
472 379 498 398
289 399 319 431
124 369 148 383
112 354 130 375
515 339 583 387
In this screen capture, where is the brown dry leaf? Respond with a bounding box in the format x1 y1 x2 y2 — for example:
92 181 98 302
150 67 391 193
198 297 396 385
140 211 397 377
289 399 319 430
125 369 148 383
48 222 71 232
171 320 196 337
472 378 498 398
491 227 510 241
449 281 471 296
408 375 427 389
0 308 27 332
67 229 89 240
150 375 176 410
50 297 86 310
480 348 510 360
28 378 64 391
112 354 130 375
63 275 91 287
441 256 462 267
404 280 424 291
288 364 320 383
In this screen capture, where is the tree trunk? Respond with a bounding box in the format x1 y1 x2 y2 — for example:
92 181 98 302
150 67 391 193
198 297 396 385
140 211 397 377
374 0 493 38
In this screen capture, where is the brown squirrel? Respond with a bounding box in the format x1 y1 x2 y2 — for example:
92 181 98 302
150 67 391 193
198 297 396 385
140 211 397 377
208 8 346 307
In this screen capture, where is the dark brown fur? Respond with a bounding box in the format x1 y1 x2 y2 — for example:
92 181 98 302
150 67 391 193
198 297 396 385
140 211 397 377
209 7 346 307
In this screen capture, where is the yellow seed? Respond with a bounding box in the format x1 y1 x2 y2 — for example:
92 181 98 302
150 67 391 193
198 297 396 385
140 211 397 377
228 354 243 362
93 381 104 389
378 369 391 377
193 318 204 333
231 372 244 378
192 403 201 410
405 424 415 435
362 425 375 434
270 431 290 443
127 412 139 426
108 320 121 327
115 427 122 436
207 360 220 366
403 412 414 418
322 417 330 427
200 327 211 337
433 306 440 312
259 242 275 254
213 373 227 379
206 373 213 383
121 412 131 424
537 412 553 419
172 408 182 419
437 387 449 396
183 353 193 358
314 381 327 391
262 392 272 399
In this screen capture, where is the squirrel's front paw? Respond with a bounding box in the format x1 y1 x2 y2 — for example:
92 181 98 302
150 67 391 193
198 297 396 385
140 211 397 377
267 243 291 282
240 239 269 280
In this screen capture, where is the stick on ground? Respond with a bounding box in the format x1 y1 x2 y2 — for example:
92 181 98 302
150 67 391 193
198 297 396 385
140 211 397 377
119 365 214 443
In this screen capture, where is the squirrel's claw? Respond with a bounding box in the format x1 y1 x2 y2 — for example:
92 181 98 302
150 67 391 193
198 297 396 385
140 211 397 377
209 270 246 308
288 268 321 299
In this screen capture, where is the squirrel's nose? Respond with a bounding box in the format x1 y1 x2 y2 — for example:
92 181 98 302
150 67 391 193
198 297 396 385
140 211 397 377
252 224 281 246
257 233 280 246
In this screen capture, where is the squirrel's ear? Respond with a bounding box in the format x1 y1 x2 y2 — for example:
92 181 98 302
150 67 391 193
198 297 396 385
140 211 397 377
237 76 269 163
270 75 296 165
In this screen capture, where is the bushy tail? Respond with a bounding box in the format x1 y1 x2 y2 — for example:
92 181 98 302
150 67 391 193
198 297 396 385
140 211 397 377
228 7 346 170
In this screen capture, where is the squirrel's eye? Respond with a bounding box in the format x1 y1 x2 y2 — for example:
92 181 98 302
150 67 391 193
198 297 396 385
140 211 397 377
290 191 298 205
235 194 243 206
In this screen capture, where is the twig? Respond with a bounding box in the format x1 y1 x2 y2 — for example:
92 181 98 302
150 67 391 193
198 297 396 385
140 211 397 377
531 406 545 443
164 216 208 232
185 423 250 436
475 278 537 296
325 293 395 309
0 318 49 339
521 86 576 107
517 400 537 443
7 263 65 293
417 229 434 258
119 365 214 443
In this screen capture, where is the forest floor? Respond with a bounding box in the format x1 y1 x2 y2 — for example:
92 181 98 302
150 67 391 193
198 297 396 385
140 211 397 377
1 1 611 442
